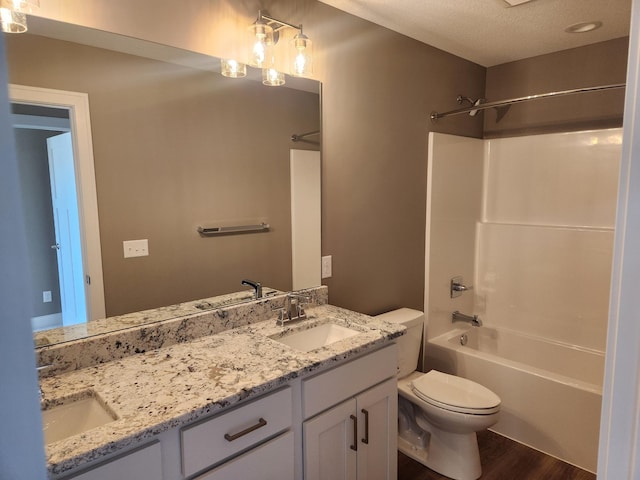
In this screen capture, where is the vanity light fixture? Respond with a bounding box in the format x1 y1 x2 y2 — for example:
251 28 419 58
0 0 38 33
249 10 313 82
220 59 247 78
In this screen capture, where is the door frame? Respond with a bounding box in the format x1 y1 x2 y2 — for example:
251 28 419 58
9 84 105 321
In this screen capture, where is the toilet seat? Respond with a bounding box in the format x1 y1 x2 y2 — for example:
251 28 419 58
411 370 501 415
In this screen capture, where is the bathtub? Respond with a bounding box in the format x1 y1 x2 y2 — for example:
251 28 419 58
424 326 604 473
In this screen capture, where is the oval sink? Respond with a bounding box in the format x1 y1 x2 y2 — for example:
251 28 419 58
42 391 117 444
271 322 360 352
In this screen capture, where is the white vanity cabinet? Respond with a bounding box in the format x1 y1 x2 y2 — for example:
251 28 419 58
194 431 294 480
302 345 398 480
181 386 293 479
62 441 162 480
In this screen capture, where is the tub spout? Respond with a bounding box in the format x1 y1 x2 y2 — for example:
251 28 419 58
452 310 482 327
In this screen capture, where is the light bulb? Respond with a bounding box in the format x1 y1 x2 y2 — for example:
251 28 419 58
290 32 312 77
262 68 285 86
220 59 247 78
0 7 26 33
252 40 267 67
248 18 274 68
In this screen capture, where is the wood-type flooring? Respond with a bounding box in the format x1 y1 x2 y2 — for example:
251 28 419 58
398 430 596 480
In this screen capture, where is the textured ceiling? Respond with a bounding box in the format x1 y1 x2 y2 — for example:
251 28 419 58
318 0 632 67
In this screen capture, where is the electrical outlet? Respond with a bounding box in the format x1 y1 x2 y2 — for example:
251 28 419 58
43 291 52 303
123 239 149 258
321 255 332 279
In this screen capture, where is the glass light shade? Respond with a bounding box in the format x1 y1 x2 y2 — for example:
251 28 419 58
0 8 26 33
262 68 285 87
0 0 39 33
290 32 313 77
220 59 247 78
0 0 39 10
248 20 275 68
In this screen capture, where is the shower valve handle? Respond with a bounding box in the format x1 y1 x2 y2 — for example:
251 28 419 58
450 276 473 298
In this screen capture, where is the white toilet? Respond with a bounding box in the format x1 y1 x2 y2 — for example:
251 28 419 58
377 308 501 480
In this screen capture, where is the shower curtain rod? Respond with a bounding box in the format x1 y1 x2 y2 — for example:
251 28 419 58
291 130 320 142
430 83 626 122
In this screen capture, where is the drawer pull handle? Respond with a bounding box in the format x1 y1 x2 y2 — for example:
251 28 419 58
224 418 267 442
361 409 369 444
350 414 358 451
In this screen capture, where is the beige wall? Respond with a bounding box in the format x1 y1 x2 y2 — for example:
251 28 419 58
7 34 319 316
27 0 486 316
315 6 485 315
484 37 629 138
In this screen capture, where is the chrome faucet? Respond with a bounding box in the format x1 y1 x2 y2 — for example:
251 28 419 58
452 310 482 327
241 279 263 299
276 292 311 326
37 364 53 400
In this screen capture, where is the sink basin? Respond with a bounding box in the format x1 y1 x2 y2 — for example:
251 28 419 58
42 391 117 444
271 323 360 352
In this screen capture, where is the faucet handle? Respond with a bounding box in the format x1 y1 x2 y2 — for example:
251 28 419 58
272 305 288 325
288 293 311 317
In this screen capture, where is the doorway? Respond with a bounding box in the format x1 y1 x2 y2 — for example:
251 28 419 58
10 85 105 331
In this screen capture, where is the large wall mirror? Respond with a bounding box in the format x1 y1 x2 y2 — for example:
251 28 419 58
5 17 321 347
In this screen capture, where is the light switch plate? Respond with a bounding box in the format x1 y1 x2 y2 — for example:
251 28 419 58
43 291 52 303
321 255 332 279
123 239 149 258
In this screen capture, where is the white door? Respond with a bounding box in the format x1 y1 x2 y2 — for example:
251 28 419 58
356 378 398 480
47 132 87 325
304 398 358 480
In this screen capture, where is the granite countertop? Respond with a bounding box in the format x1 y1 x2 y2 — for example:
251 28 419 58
34 288 282 347
42 304 405 477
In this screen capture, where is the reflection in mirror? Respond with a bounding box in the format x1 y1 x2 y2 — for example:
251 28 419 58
5 18 321 347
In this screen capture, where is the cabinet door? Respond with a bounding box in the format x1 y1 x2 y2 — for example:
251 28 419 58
356 378 398 480
304 398 357 480
195 431 294 480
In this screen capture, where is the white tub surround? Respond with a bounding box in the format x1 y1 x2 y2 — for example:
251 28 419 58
425 129 621 473
40 303 404 477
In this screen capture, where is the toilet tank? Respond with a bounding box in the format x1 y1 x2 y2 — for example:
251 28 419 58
376 308 424 378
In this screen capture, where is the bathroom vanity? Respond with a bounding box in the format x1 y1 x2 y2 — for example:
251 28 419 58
38 288 403 480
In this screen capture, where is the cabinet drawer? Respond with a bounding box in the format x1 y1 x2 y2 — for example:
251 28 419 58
302 344 397 419
63 441 161 480
181 387 292 477
195 431 294 480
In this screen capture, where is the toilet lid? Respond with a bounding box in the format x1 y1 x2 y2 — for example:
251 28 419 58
411 370 501 414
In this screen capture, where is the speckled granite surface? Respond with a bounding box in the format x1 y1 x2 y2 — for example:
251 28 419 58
41 303 404 477
33 288 282 347
36 288 326 376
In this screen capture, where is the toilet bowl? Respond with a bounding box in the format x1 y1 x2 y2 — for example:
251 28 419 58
376 308 501 480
